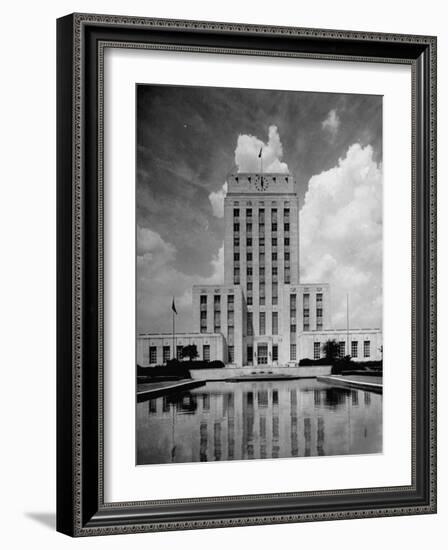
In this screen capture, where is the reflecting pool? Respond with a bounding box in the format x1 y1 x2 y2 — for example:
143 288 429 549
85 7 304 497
136 379 382 465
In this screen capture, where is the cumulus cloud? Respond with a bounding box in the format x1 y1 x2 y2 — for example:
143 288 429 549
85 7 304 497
137 226 224 332
321 109 340 139
300 143 382 329
208 181 228 218
234 125 289 173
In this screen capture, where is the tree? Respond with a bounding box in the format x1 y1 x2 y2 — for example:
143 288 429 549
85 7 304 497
181 344 199 361
323 339 340 362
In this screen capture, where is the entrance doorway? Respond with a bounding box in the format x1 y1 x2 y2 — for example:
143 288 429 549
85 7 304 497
257 344 268 365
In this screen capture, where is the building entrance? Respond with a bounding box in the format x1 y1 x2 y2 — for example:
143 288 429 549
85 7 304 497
257 344 268 365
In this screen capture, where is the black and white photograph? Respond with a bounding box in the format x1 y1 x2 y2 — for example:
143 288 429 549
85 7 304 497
136 84 383 465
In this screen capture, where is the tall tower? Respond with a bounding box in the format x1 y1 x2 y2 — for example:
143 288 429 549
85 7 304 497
224 173 300 365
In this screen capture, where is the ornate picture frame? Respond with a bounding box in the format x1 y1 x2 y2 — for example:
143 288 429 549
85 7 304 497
57 13 437 536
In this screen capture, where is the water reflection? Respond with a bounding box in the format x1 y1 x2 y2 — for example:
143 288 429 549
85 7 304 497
137 379 382 465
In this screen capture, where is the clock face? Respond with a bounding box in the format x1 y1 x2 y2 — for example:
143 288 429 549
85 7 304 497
254 175 269 191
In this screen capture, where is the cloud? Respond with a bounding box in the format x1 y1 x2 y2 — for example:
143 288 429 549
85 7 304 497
300 143 382 329
321 109 340 138
137 226 224 332
208 181 228 218
234 125 289 173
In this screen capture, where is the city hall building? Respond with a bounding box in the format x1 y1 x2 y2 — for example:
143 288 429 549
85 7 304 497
138 172 382 367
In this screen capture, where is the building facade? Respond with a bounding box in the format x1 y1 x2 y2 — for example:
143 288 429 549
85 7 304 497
137 171 382 367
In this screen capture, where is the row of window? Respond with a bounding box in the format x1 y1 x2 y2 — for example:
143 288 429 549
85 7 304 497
233 222 290 233
311 340 371 360
233 232 291 246
149 344 211 364
234 207 290 219
246 311 279 336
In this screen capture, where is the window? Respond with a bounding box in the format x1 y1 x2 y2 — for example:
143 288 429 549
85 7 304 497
227 294 234 310
271 223 277 232
259 312 266 335
272 312 278 335
176 345 183 360
313 342 321 360
259 266 265 279
247 346 253 362
227 326 234 344
259 296 265 305
246 252 252 261
214 295 221 308
149 346 157 364
200 309 207 332
272 237 277 246
247 312 253 335
364 340 371 358
233 237 240 247
247 296 253 305
227 311 234 326
247 267 253 276
246 238 252 247
233 208 239 218
303 293 310 331
284 267 290 283
214 311 221 333
285 252 290 261
259 252 265 264
338 341 345 357
246 223 252 233
259 209 265 223
284 223 290 232
203 345 210 361
284 237 290 246
259 236 265 247
228 346 234 363
271 208 277 222
247 282 252 291
259 283 265 296
272 283 278 305
233 223 239 232
272 345 278 361
272 252 277 261
233 252 240 261
290 344 297 361
234 267 240 284
290 324 296 333
290 293 297 313
351 341 358 358
246 208 252 218
284 208 290 218
163 346 170 363
200 294 207 305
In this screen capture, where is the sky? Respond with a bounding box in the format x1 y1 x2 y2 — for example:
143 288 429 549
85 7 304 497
136 84 382 333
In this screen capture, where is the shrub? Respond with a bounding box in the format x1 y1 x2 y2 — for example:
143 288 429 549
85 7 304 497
331 358 383 375
186 359 225 369
137 361 191 380
298 358 331 366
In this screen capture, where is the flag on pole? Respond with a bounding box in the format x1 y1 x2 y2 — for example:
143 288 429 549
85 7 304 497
171 297 177 314
258 147 263 158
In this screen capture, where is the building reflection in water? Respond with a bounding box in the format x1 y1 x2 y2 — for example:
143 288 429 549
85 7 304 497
137 379 382 465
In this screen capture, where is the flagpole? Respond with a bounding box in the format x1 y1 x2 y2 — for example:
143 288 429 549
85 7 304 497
346 293 350 357
172 307 175 360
